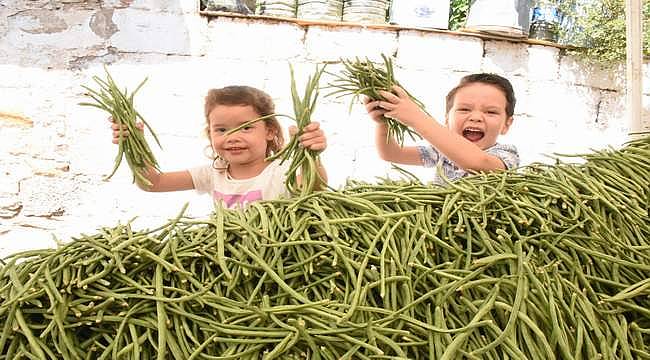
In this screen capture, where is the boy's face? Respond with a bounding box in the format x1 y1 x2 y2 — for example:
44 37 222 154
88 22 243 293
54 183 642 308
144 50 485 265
446 83 513 150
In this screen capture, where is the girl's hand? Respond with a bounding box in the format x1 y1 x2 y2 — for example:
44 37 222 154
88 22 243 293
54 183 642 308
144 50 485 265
109 116 143 144
375 86 426 128
289 122 327 152
364 95 387 123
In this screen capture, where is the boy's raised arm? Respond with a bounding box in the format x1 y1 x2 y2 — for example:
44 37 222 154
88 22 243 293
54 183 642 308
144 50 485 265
375 87 508 172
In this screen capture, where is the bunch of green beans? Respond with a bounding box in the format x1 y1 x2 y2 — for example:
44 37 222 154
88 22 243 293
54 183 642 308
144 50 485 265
1 135 649 359
227 65 327 196
80 66 162 187
267 64 327 196
326 54 427 146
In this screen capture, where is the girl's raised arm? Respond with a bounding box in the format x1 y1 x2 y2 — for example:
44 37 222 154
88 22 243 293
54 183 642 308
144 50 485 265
111 118 195 192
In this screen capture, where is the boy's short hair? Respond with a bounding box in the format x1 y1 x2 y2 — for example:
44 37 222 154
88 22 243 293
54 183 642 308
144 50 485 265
445 73 516 117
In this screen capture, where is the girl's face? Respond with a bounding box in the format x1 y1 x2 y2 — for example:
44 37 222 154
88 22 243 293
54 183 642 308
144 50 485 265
446 83 513 150
208 104 275 171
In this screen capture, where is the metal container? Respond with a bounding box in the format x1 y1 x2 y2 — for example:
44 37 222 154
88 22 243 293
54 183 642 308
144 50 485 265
529 20 558 42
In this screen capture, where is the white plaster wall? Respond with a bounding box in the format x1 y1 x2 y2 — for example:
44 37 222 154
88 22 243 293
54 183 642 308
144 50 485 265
1 1 648 257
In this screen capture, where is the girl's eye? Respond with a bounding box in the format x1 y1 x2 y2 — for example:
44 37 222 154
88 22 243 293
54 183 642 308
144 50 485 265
242 125 253 131
457 108 470 112
213 128 227 134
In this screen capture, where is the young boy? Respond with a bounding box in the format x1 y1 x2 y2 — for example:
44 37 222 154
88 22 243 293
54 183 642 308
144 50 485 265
365 73 519 183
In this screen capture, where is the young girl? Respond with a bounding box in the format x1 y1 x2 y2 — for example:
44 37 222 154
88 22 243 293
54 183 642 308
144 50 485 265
365 73 519 183
112 85 328 208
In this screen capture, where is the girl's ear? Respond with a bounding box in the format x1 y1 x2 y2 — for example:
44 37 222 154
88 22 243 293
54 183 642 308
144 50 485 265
265 125 277 141
500 116 514 134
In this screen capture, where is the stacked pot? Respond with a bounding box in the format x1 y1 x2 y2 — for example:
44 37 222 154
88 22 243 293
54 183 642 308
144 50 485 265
256 0 297 17
296 0 344 21
342 0 389 23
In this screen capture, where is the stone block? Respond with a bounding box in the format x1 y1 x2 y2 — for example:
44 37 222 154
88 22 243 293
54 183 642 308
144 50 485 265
526 83 612 156
0 227 59 258
392 68 459 121
3 10 103 52
320 142 356 189
305 26 397 62
0 193 21 219
66 128 118 177
558 55 625 91
348 146 392 183
206 18 304 61
605 93 650 134
502 113 556 166
111 9 207 55
526 45 560 81
19 175 77 217
482 41 528 76
397 30 482 72
508 75 529 116
644 95 650 132
129 0 199 13
0 157 30 186
595 91 627 132
641 62 650 95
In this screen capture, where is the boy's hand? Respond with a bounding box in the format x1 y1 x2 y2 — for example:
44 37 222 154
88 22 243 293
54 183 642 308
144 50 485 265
109 116 143 144
363 96 387 123
289 122 327 152
375 86 427 128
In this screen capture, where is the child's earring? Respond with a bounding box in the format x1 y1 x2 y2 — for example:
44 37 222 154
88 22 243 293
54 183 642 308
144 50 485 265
212 153 228 170
266 136 278 157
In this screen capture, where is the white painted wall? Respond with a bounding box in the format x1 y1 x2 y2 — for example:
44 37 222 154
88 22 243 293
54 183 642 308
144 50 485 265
1 1 648 257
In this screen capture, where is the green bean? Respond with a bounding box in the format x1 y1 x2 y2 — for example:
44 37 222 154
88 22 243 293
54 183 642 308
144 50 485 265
440 283 500 360
14 308 47 359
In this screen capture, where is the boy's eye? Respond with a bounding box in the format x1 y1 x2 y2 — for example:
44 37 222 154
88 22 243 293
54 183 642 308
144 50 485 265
213 127 227 134
242 125 253 131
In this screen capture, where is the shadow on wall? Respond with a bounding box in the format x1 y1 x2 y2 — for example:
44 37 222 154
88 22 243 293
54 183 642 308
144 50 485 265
0 1 201 69
0 1 215 232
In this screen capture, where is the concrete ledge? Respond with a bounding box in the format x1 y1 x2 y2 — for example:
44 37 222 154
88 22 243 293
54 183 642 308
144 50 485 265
199 10 573 49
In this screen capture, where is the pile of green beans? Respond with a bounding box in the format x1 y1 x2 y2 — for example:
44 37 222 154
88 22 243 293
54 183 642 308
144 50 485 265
326 54 427 146
80 66 162 188
1 135 648 359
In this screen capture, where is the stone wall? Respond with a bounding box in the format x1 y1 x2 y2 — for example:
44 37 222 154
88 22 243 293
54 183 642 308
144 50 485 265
1 0 649 256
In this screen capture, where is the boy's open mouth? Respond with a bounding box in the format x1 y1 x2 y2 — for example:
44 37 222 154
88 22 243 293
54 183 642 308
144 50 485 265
463 128 484 142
